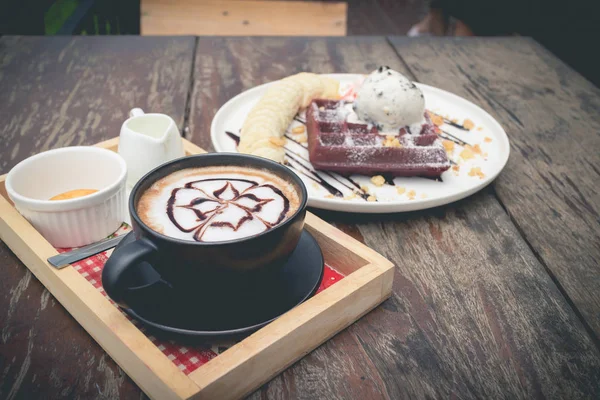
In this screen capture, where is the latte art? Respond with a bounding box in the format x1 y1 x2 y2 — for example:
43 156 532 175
137 167 300 242
167 179 290 241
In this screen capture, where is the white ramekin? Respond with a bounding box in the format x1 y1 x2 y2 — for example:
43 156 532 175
5 146 127 248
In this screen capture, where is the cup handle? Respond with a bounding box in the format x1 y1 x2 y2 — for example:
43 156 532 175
102 237 157 308
129 108 145 118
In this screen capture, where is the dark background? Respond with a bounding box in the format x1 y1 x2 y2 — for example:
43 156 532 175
0 0 598 86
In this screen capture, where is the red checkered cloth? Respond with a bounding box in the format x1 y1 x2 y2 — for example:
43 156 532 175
57 226 344 375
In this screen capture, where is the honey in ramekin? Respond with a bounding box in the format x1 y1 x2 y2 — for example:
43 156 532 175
50 189 98 201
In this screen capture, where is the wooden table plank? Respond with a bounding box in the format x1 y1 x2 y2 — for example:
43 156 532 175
318 192 600 398
0 35 195 172
388 36 600 341
189 36 600 399
141 0 347 36
0 35 195 399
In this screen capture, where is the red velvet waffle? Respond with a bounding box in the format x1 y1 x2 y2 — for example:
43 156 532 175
306 99 450 177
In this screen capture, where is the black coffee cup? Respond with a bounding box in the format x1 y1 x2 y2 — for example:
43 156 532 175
102 153 308 308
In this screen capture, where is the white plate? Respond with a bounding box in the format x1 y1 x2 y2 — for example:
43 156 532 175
211 74 510 213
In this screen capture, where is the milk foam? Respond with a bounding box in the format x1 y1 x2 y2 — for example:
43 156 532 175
137 166 300 242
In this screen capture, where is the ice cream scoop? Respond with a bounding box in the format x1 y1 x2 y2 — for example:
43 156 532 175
353 66 425 133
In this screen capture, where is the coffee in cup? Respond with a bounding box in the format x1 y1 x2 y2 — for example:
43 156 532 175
102 153 308 308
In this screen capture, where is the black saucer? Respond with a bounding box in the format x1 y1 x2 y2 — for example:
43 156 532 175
113 230 324 339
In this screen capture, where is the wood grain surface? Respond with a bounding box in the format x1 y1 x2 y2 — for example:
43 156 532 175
189 37 600 399
1 35 600 399
389 36 600 341
0 36 194 399
0 36 195 172
141 0 347 36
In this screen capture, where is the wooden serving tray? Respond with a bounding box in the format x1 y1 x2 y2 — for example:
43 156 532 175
0 137 394 400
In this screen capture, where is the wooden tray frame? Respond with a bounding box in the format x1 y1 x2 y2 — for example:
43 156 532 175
0 138 394 400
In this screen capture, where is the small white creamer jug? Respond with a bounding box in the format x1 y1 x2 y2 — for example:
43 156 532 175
119 108 185 189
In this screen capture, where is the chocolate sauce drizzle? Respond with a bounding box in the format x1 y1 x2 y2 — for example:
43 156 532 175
429 112 469 131
167 189 219 232
284 152 343 197
185 177 259 188
422 176 444 182
346 177 362 191
209 215 254 232
226 131 241 146
286 124 373 200
166 177 290 241
440 129 471 147
213 181 239 199
383 175 396 186
284 149 372 201
284 133 307 147
260 184 290 224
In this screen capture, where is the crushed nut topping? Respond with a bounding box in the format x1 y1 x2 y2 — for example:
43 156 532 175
361 185 370 194
371 175 385 187
269 137 286 147
344 192 358 200
297 135 308 143
463 119 475 130
452 165 460 172
396 186 406 195
407 189 416 200
472 144 483 154
428 111 444 127
477 126 484 131
468 167 485 179
324 194 335 199
292 126 305 134
390 138 402 148
459 146 475 160
383 136 402 148
484 137 492 143
367 195 377 202
442 140 455 152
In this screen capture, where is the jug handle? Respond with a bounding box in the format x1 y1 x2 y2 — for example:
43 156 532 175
129 108 145 118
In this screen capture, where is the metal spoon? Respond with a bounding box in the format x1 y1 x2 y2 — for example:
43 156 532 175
47 235 126 269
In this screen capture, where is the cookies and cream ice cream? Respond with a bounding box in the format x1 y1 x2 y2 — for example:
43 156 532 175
352 66 425 133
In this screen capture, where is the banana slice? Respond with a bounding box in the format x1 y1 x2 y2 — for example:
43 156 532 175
239 73 340 162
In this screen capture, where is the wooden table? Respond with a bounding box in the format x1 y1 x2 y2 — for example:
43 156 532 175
1 36 599 399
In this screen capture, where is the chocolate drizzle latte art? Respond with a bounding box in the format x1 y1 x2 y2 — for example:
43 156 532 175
138 167 300 242
167 178 290 241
